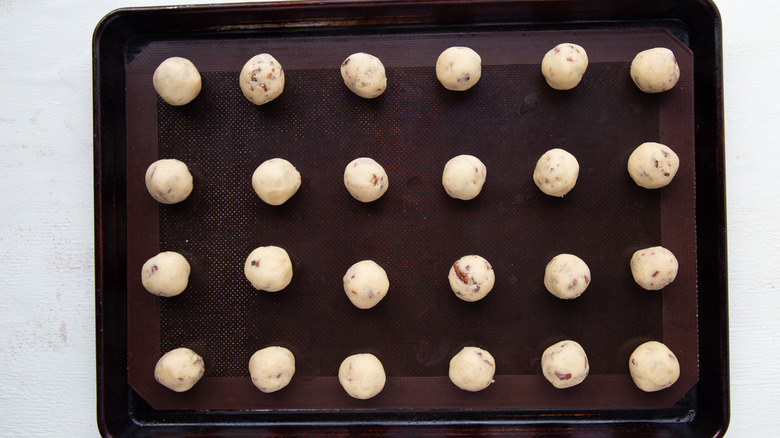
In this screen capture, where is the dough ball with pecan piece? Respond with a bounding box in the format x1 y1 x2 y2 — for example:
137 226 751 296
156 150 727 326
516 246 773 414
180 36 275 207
340 52 387 99
541 340 589 389
141 251 191 297
630 47 680 93
544 254 591 300
541 43 588 90
442 154 487 200
630 246 678 291
152 57 202 106
448 255 495 302
252 158 301 206
244 246 293 292
629 341 680 392
248 346 296 393
627 142 680 189
533 148 580 197
338 353 386 400
145 158 193 204
449 346 496 392
436 46 482 91
154 347 205 392
343 260 389 309
343 157 389 202
239 53 285 105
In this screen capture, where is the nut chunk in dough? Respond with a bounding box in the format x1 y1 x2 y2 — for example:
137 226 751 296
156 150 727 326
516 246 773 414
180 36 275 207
442 154 487 200
448 255 495 302
630 246 678 291
449 346 496 392
248 346 296 393
541 340 589 389
239 53 285 105
541 43 588 90
630 47 680 93
436 46 482 91
252 158 301 206
343 260 389 309
153 57 202 106
629 341 680 392
627 142 680 189
544 254 591 300
344 157 389 202
244 246 293 292
338 353 386 400
154 347 205 392
341 52 387 99
145 158 193 204
533 148 580 197
141 251 191 297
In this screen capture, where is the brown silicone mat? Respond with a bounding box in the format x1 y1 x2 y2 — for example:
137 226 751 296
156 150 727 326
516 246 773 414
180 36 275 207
125 28 696 411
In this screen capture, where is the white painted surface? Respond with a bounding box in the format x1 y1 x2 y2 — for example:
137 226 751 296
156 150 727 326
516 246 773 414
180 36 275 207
0 0 775 436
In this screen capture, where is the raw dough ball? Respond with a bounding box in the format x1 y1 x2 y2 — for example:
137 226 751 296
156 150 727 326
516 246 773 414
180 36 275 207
541 43 588 90
344 157 389 202
154 347 205 392
630 246 678 291
627 142 680 189
630 47 680 93
141 251 191 297
244 246 293 292
152 57 202 106
448 255 495 302
340 52 387 99
541 340 589 389
145 158 194 204
442 155 487 200
448 346 496 392
252 158 302 205
436 46 482 91
239 53 285 105
343 260 389 309
544 254 591 300
338 353 386 400
629 341 680 392
533 148 580 197
248 346 295 393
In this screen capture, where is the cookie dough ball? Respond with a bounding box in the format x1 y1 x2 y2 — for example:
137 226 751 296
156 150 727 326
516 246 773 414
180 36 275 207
544 254 591 300
244 246 293 292
533 148 580 197
449 347 496 392
152 57 202 106
343 260 389 309
436 46 482 91
154 347 205 392
541 340 589 389
248 346 295 393
541 43 588 90
141 251 191 297
448 255 495 302
442 155 487 200
630 246 678 291
629 341 680 392
340 52 387 99
627 142 680 189
239 53 285 105
145 158 194 204
338 353 386 400
252 158 301 206
630 47 680 93
344 157 388 202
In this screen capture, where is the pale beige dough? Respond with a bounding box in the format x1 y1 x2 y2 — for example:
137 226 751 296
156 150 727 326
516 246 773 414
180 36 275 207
344 157 388 202
244 246 293 292
630 47 680 93
154 347 205 392
541 340 589 389
248 346 295 393
145 158 193 204
338 353 386 400
239 53 285 105
141 251 191 297
252 158 301 205
541 43 588 90
544 254 591 300
343 260 389 309
152 57 202 106
533 148 580 197
436 47 482 91
448 255 495 302
442 155 487 200
627 142 680 189
629 341 680 392
630 246 678 290
340 52 387 99
448 346 496 392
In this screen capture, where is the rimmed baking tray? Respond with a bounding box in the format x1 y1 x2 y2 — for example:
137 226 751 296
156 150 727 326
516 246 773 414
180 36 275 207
94 0 727 436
